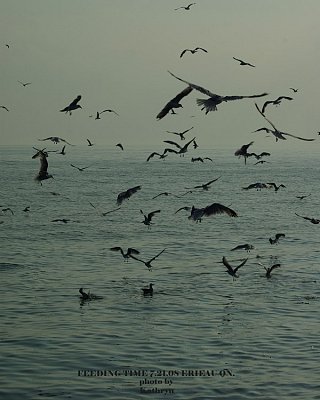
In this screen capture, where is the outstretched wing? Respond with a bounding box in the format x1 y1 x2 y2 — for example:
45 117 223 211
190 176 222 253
69 95 81 107
163 140 182 149
156 86 193 120
150 249 165 263
168 71 217 98
222 256 234 274
147 152 161 162
255 103 278 131
174 206 191 214
234 258 248 273
148 210 161 219
195 47 208 53
180 49 189 58
269 263 281 273
203 203 238 217
223 93 268 102
282 132 315 141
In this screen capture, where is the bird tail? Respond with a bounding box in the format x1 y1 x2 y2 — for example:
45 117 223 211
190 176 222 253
196 98 218 113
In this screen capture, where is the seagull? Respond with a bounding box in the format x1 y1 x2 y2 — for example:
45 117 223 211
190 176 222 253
166 126 194 140
222 256 248 279
58 145 66 155
296 193 311 200
23 206 30 212
156 86 193 120
191 157 213 162
176 203 237 222
95 109 119 119
242 182 268 190
32 148 53 184
231 244 254 252
261 96 293 114
60 95 82 115
152 192 178 199
38 136 73 145
187 177 221 191
262 263 281 278
163 137 196 156
117 185 141 205
295 213 320 224
193 139 199 149
140 209 161 227
254 103 315 141
87 139 94 146
246 151 271 160
129 249 165 270
168 71 268 114
51 218 70 223
269 233 285 245
141 283 153 296
2 207 14 215
1 106 9 112
79 288 90 300
110 247 140 261
18 81 32 87
180 47 207 58
70 164 90 172
290 87 298 93
234 141 254 164
146 151 167 162
174 3 196 10
266 182 286 191
233 57 255 67
116 143 124 151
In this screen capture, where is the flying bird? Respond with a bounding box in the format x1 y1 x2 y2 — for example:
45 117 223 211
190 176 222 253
129 249 165 270
247 151 271 160
269 233 285 245
163 137 196 156
70 164 90 172
2 207 14 215
175 203 237 222
295 213 320 224
32 148 53 184
38 136 73 145
290 87 298 93
116 143 124 151
95 109 119 119
18 81 32 87
23 206 30 212
1 106 9 112
266 182 286 191
234 141 254 164
156 86 193 120
117 185 141 205
187 177 221 191
174 3 196 10
60 95 82 115
233 57 255 67
51 218 71 223
168 71 268 114
152 192 177 199
191 157 213 163
166 126 194 140
141 283 153 296
261 263 281 278
231 244 254 252
87 139 94 146
222 256 248 279
180 47 207 58
254 103 315 141
140 209 161 227
296 193 311 200
261 96 293 114
110 247 140 261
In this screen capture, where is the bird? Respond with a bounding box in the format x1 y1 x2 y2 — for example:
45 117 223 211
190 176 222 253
152 192 177 199
246 151 271 160
254 103 315 141
175 203 237 222
38 136 73 145
187 177 221 191
70 164 90 172
296 193 311 200
51 218 71 223
263 264 281 278
269 233 285 245
23 206 30 212
266 182 286 191
2 207 14 215
163 137 196 156
101 207 121 217
290 87 298 93
180 47 207 58
193 139 199 149
95 109 119 119
110 247 140 261
18 81 32 87
79 288 90 300
1 106 10 112
233 57 255 67
261 96 293 114
116 143 124 151
141 283 154 296
117 185 141 205
242 182 268 190
234 141 254 164
87 139 94 146
60 95 82 115
254 160 270 165
58 145 66 155
166 127 194 140
222 256 248 279
168 71 268 114
191 157 213 162
32 148 53 184
129 249 165 270
231 244 254 252
5 44 10 48
146 151 167 162
156 86 193 120
140 209 161 227
295 213 320 224
174 3 196 10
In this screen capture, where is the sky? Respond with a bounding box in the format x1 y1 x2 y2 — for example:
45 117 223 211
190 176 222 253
1 0 320 152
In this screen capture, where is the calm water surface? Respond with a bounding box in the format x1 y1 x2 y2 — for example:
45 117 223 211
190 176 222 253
0 145 319 399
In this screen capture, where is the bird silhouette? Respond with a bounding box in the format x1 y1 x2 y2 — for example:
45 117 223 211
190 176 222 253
87 139 94 146
2 207 14 215
222 256 248 278
38 136 73 145
254 103 315 141
129 249 165 270
1 105 9 112
233 57 255 67
95 109 119 119
269 233 285 244
187 177 221 190
176 203 237 222
191 157 213 163
166 126 194 140
168 71 268 114
32 148 53 184
18 81 31 87
152 192 177 199
261 96 293 114
141 283 153 296
295 213 320 224
163 137 196 156
290 87 298 93
180 47 207 58
110 247 140 261
140 209 161 227
117 185 141 205
70 164 90 172
234 141 254 164
174 3 196 10
79 288 90 300
60 95 82 115
58 145 66 155
242 182 268 190
266 182 286 191
262 263 281 278
231 244 254 252
51 218 70 223
157 86 193 120
116 143 124 151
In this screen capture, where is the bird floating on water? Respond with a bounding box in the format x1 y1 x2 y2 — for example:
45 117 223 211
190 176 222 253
254 103 315 141
180 47 207 58
60 95 82 115
296 193 311 200
157 86 193 120
295 213 320 224
129 249 165 270
269 233 285 244
79 288 102 300
266 182 286 191
117 185 141 205
110 247 140 261
141 283 154 296
222 256 248 279
233 57 255 67
166 126 194 140
168 71 268 114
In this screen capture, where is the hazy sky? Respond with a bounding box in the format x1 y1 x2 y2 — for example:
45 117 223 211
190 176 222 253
1 0 320 152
